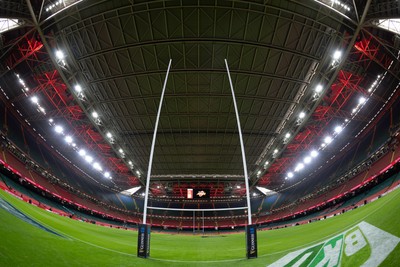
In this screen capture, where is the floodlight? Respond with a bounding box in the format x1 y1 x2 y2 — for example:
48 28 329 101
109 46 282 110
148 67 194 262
324 136 333 144
315 84 323 93
334 125 343 134
285 133 291 139
75 85 82 92
257 170 261 176
295 163 304 172
119 148 124 153
310 150 318 158
299 112 306 119
106 132 112 138
92 111 98 118
236 185 241 189
55 50 64 60
54 125 63 134
85 155 93 163
304 156 312 164
287 172 294 178
136 170 141 176
359 96 366 104
93 162 102 171
65 135 73 143
273 149 278 154
128 161 133 165
78 149 86 156
31 96 38 104
333 50 342 60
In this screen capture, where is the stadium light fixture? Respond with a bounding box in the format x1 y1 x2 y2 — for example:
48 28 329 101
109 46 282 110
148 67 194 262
65 135 73 144
119 148 124 154
31 96 39 104
334 125 343 134
294 163 304 172
315 84 323 93
324 136 333 144
104 172 111 178
78 149 86 156
92 111 98 118
310 150 318 158
332 50 342 61
273 149 278 154
55 50 64 60
304 156 312 164
359 96 366 104
85 155 93 163
93 162 102 171
285 132 291 139
331 50 342 66
54 125 63 134
287 172 294 178
299 112 306 119
106 132 112 138
75 85 82 92
236 185 241 189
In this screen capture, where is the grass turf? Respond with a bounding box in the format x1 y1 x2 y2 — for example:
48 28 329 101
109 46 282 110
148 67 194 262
0 188 399 266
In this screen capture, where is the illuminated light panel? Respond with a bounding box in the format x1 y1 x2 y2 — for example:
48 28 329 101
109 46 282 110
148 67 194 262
31 96 38 104
78 149 86 156
315 84 323 93
93 162 102 171
332 50 342 60
287 172 294 178
55 50 64 60
65 135 73 143
310 150 318 158
54 125 63 134
85 155 93 163
75 85 82 92
334 125 343 134
304 156 312 164
299 112 306 119
324 136 333 144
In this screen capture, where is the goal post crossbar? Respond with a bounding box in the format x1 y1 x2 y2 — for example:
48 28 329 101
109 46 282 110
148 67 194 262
147 206 248 212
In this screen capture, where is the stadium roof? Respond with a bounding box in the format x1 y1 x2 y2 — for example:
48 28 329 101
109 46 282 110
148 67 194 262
0 0 399 196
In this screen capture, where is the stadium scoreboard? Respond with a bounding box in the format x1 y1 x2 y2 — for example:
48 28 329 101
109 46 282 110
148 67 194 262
187 188 210 199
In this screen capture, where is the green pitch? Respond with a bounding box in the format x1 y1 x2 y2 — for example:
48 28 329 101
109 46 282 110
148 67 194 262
0 188 399 267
